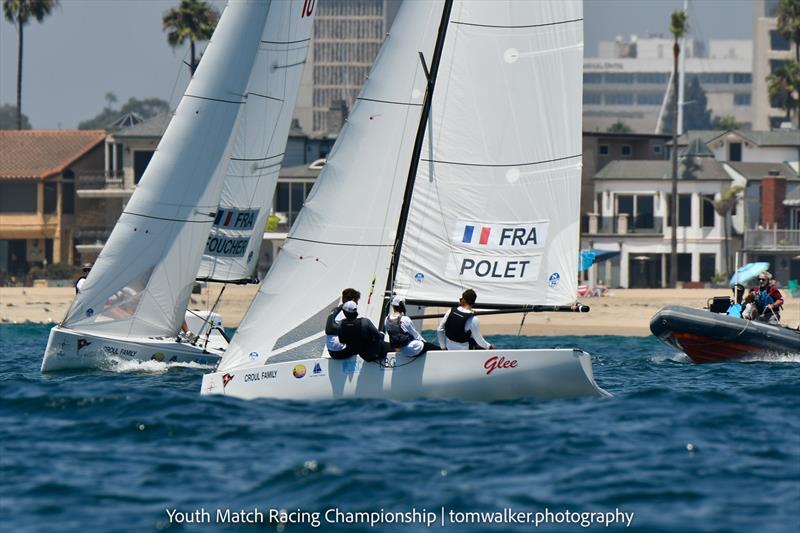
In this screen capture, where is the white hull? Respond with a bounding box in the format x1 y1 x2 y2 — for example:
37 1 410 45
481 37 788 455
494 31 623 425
41 325 224 372
201 349 610 401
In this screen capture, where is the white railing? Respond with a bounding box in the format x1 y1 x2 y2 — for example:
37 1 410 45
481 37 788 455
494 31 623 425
744 229 800 250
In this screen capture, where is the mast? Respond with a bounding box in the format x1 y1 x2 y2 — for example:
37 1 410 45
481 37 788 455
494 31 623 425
380 0 454 324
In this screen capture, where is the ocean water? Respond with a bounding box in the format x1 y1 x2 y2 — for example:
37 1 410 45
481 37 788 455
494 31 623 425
1 324 798 533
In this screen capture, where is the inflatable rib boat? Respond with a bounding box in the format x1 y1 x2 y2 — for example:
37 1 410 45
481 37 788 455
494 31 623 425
650 305 800 363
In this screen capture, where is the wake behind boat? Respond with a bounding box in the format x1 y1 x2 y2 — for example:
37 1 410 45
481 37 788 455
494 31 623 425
650 305 800 363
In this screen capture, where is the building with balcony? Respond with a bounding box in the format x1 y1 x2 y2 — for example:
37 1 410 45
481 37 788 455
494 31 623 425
0 130 105 281
583 143 739 288
677 129 800 164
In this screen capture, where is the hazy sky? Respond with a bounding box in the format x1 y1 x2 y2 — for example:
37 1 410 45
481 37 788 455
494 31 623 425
0 0 754 130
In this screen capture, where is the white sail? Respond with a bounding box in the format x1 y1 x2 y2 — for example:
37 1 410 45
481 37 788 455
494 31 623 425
217 0 444 372
61 1 270 337
392 0 583 306
196 0 314 283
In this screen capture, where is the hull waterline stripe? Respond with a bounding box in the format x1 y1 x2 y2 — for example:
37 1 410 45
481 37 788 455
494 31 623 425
286 236 392 248
356 97 424 107
452 17 583 29
421 153 581 168
184 94 246 105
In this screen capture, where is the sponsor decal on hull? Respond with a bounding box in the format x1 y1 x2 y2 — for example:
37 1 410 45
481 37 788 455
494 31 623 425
293 364 307 379
244 370 278 382
77 339 91 351
222 373 234 388
484 355 518 375
310 362 325 377
102 345 138 358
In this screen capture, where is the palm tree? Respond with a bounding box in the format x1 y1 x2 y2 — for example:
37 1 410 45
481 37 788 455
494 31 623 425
606 120 632 133
162 0 219 75
714 186 744 276
3 0 59 129
767 60 800 125
669 9 688 288
777 0 800 63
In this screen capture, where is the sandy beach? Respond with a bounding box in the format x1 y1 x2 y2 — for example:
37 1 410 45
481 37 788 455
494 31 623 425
2 285 798 336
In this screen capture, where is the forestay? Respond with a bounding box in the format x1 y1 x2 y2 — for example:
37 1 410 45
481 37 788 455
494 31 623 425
217 0 444 372
196 0 314 283
61 1 269 337
392 0 583 307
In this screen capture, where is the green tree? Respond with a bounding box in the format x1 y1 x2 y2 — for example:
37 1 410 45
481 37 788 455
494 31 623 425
663 76 712 134
711 115 740 130
0 103 31 129
669 8 688 288
3 0 59 129
162 0 219 75
767 60 800 126
714 186 744 276
606 120 632 133
777 0 800 62
78 96 170 130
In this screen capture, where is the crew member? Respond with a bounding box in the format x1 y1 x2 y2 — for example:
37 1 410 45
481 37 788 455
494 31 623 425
336 301 387 362
326 288 361 359
75 263 92 293
751 272 783 324
436 289 495 350
384 295 439 357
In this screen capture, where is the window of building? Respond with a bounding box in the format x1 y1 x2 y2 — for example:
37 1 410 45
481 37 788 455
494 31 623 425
732 73 752 84
615 194 656 229
637 93 663 106
770 30 791 51
133 151 154 185
734 93 751 106
678 254 692 282
770 116 788 129
667 193 692 227
605 73 634 84
770 59 786 74
700 253 716 282
604 92 634 105
698 73 730 84
0 182 37 213
583 92 602 105
653 144 663 155
62 182 74 214
729 142 742 161
702 194 715 227
274 180 315 225
598 144 609 156
621 145 632 157
635 72 669 84
765 0 779 16
44 182 57 214
583 72 602 84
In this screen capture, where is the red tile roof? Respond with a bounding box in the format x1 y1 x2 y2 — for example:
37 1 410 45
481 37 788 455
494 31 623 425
0 130 106 180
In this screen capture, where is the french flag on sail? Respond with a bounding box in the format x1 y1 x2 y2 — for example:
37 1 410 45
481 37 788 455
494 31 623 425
462 225 492 246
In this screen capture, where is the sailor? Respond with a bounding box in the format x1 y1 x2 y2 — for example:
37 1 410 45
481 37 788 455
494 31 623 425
436 289 495 350
326 288 361 359
75 263 92 293
384 295 439 357
751 272 783 324
336 300 387 362
726 284 745 318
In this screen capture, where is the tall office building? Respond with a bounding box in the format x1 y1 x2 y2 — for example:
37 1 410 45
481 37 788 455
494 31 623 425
292 0 400 136
752 0 797 130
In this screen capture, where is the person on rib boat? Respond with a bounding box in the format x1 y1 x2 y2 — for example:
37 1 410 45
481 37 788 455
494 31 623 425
326 288 361 359
726 284 745 318
751 272 784 324
437 289 495 351
336 300 387 362
384 295 438 357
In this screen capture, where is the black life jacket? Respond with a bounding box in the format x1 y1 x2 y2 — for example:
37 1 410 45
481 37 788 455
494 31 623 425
324 305 343 335
444 306 473 343
386 315 413 348
338 316 374 353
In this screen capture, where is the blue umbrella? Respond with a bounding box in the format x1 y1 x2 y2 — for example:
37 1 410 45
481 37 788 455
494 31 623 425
729 262 769 287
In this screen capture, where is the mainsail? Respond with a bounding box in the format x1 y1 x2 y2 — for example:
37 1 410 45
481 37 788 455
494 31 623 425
196 0 314 283
217 0 584 372
61 2 271 337
392 1 583 306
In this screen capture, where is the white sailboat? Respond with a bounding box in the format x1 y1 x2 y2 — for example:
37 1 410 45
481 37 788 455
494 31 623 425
201 0 609 401
41 0 315 372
